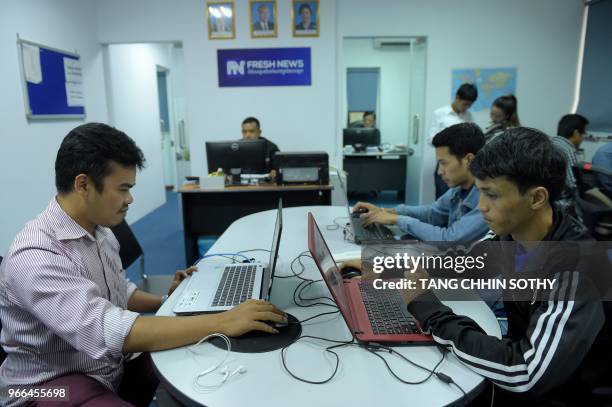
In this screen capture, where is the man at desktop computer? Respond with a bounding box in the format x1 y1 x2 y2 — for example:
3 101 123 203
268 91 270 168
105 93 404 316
241 117 280 179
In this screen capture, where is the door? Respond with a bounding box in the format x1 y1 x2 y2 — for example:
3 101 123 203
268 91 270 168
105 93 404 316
157 68 176 190
406 37 427 205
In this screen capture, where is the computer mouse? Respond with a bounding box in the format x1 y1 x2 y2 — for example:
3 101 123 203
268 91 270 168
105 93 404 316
340 266 362 279
265 320 289 329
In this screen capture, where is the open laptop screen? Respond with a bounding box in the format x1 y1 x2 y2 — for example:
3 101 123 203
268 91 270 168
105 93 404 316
262 199 283 300
307 213 356 331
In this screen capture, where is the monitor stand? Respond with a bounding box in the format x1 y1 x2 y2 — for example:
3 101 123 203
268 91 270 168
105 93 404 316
210 313 301 353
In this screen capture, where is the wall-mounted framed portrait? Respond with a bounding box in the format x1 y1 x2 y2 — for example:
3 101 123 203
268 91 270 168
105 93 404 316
292 0 319 38
250 0 277 38
207 1 235 40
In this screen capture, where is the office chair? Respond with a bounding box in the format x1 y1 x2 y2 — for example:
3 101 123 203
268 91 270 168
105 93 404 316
0 256 6 364
572 164 612 240
110 220 174 296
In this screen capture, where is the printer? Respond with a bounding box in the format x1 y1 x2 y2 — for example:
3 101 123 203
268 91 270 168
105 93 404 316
273 151 329 185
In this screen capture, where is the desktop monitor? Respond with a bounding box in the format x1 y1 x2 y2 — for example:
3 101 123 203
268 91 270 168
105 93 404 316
205 139 268 174
343 128 381 148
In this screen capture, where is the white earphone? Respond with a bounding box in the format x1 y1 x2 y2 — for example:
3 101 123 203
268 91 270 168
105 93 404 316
188 333 247 393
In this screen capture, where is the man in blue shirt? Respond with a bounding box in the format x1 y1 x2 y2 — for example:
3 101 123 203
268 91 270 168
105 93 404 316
354 122 489 241
592 142 612 195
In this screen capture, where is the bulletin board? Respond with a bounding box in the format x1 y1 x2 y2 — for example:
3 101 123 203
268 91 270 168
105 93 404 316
17 38 85 120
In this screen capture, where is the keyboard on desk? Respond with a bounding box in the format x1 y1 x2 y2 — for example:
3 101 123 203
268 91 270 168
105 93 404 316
350 217 395 243
359 281 420 335
211 264 257 307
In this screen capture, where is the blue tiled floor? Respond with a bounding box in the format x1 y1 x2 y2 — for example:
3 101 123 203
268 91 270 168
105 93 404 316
125 191 186 284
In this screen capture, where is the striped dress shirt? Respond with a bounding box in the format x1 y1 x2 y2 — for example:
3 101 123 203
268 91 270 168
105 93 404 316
0 198 139 406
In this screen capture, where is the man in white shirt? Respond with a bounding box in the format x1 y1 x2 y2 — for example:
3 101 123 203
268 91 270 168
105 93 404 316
430 83 478 198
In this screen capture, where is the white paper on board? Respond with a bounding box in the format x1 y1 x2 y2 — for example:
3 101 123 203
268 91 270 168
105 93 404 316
65 82 85 107
63 57 83 83
22 43 42 84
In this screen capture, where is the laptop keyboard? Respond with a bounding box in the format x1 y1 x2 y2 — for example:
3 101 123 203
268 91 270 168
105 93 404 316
359 282 420 335
211 264 257 307
351 217 394 241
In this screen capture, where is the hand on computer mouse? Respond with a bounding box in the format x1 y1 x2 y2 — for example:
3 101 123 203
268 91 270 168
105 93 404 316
218 299 287 336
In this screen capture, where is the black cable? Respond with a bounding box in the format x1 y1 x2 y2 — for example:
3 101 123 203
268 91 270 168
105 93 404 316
280 335 355 384
297 309 340 324
364 344 445 385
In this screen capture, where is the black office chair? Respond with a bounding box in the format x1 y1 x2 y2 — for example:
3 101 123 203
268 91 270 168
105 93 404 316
0 255 6 364
572 164 612 240
110 220 174 296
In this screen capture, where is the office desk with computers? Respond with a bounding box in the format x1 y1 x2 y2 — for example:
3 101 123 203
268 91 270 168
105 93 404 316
342 127 413 200
153 206 501 406
180 140 332 265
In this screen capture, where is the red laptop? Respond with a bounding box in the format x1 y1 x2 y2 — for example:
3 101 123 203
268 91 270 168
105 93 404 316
308 213 434 345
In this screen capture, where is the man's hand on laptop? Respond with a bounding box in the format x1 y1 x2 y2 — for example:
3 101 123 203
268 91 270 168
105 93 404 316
361 210 398 227
168 266 198 295
353 201 380 215
217 299 288 336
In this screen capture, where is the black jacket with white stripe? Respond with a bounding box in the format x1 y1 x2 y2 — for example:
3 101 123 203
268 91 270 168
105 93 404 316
407 208 612 404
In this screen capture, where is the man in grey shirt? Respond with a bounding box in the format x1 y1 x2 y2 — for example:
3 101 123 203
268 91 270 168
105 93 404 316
0 123 286 406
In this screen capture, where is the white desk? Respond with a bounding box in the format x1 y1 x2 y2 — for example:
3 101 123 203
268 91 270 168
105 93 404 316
153 206 501 407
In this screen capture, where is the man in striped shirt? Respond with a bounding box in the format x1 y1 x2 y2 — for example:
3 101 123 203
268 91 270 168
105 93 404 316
0 123 286 406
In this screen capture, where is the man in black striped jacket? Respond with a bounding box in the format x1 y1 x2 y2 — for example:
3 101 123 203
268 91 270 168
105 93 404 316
405 128 612 405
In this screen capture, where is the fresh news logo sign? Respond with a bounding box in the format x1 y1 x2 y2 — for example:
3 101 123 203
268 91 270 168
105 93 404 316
218 47 311 87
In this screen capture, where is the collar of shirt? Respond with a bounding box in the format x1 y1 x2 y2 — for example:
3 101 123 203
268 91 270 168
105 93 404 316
553 135 578 152
47 198 110 243
448 183 479 210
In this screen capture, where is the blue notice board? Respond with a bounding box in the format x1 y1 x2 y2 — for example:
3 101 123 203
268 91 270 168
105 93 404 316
18 39 85 119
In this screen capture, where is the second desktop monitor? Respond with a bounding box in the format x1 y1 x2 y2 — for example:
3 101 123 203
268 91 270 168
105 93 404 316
343 128 381 149
206 139 268 174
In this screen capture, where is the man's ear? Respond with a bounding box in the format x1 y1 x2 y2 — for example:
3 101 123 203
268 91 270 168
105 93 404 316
463 153 475 165
73 174 90 196
530 186 549 210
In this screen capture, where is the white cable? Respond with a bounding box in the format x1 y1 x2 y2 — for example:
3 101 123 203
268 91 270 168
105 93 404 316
187 333 246 393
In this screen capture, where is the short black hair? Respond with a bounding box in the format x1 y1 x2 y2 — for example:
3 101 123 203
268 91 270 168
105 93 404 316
363 111 376 119
432 122 485 160
456 83 478 102
299 3 312 14
471 127 566 202
557 114 589 139
55 123 145 194
242 116 261 128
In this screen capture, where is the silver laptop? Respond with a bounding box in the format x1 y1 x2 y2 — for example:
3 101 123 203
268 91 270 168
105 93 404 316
173 199 282 314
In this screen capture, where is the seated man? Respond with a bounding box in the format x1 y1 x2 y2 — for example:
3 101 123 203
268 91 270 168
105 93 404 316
551 113 589 209
354 122 489 241
241 116 279 178
350 128 612 404
0 123 286 406
592 141 612 197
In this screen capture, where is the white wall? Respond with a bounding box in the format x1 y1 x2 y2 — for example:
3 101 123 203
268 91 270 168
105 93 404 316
337 0 584 203
0 0 108 253
104 43 172 223
343 38 412 146
95 0 339 178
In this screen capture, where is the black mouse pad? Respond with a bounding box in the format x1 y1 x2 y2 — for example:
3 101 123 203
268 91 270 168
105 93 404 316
210 313 301 353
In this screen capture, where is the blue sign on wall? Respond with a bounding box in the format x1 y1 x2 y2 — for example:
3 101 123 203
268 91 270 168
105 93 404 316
217 47 311 87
